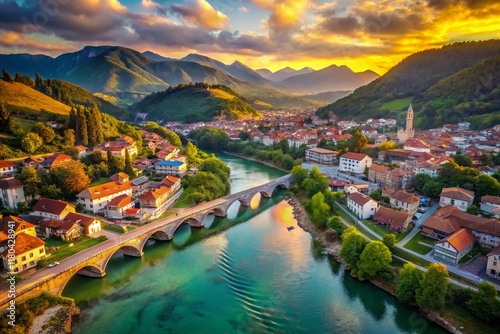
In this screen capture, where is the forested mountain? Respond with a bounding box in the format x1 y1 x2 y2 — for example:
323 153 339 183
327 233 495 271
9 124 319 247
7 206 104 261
280 65 378 93
142 51 175 62
130 83 261 123
316 40 500 129
267 67 315 82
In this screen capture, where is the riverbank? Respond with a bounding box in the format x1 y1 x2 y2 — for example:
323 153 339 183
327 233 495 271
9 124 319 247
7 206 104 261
286 195 460 334
222 151 290 173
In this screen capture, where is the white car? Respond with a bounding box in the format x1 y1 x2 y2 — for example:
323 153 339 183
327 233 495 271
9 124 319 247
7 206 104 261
47 262 59 268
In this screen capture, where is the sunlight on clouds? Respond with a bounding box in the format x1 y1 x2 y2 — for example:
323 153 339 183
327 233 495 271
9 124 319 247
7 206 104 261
172 0 229 30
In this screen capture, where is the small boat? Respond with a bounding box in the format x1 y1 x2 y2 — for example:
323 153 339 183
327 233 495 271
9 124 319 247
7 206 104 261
287 226 295 231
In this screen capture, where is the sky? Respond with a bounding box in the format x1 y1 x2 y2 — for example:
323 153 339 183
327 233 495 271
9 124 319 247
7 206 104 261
0 0 499 74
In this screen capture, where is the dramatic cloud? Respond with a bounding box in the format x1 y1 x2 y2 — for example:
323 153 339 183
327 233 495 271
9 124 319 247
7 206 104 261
141 0 167 15
171 0 229 30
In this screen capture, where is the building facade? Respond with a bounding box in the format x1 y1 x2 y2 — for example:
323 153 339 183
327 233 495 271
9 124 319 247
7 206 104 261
339 152 372 174
305 148 338 165
347 192 379 219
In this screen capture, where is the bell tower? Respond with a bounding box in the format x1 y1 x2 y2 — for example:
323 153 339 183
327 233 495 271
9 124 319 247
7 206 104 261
406 103 414 132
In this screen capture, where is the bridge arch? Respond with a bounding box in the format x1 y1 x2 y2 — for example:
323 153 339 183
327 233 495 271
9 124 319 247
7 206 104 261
58 263 106 296
138 229 171 253
101 244 143 272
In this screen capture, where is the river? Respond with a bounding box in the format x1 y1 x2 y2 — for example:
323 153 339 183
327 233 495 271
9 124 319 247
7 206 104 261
64 152 445 333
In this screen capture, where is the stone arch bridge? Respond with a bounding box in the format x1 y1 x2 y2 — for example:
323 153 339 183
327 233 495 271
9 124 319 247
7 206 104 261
0 175 291 309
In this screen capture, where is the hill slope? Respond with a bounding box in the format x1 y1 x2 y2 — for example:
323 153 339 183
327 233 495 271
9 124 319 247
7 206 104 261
316 40 500 125
0 80 71 116
131 84 262 123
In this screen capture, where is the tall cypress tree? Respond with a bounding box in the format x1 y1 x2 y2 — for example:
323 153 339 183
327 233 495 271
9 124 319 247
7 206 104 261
76 107 88 146
85 107 97 146
91 105 104 144
68 107 77 130
124 149 135 178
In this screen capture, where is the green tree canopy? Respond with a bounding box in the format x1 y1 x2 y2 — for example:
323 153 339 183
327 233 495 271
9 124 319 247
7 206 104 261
475 174 500 198
291 165 308 185
357 241 392 278
382 233 396 251
347 130 368 153
453 154 472 167
21 132 43 154
33 122 55 144
466 281 500 321
339 226 368 272
413 173 432 193
416 263 449 310
396 262 423 304
310 192 330 228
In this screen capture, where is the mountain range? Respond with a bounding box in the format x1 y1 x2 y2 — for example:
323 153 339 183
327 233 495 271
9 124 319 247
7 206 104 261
0 45 378 108
316 40 500 129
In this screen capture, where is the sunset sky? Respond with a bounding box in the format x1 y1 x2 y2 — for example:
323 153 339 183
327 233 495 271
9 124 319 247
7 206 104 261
0 0 499 74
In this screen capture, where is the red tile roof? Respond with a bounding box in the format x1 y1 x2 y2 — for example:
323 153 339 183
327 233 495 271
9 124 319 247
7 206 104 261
373 206 411 229
437 228 476 252
106 194 134 209
440 187 474 202
341 152 369 161
32 198 75 216
2 233 44 257
0 178 23 189
77 181 132 200
481 195 500 205
390 190 420 204
348 192 374 206
64 212 98 228
0 216 35 234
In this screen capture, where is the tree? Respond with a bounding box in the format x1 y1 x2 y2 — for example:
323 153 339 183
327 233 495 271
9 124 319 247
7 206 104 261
50 161 91 198
466 205 479 215
422 181 443 198
382 233 396 251
357 241 392 278
339 226 368 272
416 263 449 310
62 129 75 147
107 150 125 175
276 138 289 154
2 68 13 82
379 140 398 150
453 154 472 167
396 262 423 304
0 104 10 129
326 216 345 236
124 149 135 178
291 165 308 186
466 281 500 321
184 141 199 165
17 167 40 200
21 132 43 154
475 174 500 198
238 131 250 141
310 192 330 228
33 122 55 144
413 173 431 192
347 130 367 153
75 107 88 146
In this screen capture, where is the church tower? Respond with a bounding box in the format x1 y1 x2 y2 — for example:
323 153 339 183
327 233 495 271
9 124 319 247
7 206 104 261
397 104 415 144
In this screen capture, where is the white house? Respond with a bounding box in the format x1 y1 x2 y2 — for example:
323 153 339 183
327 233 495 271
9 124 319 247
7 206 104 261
439 187 474 212
0 178 25 209
32 198 76 220
77 181 133 214
480 195 500 218
403 138 431 153
433 228 476 264
105 194 135 219
0 161 16 178
154 160 187 176
486 245 500 280
305 147 338 165
339 152 372 174
1 233 45 274
347 192 379 219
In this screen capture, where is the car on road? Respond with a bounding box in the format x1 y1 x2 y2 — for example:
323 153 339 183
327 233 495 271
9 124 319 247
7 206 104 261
47 262 59 268
418 207 427 213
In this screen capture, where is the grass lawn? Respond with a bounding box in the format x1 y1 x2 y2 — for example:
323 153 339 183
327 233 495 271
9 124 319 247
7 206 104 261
441 304 498 334
103 225 125 234
458 245 483 265
392 247 432 268
173 187 195 208
380 97 413 111
155 211 176 220
124 226 136 232
363 220 411 242
44 236 104 263
90 177 111 187
403 233 435 254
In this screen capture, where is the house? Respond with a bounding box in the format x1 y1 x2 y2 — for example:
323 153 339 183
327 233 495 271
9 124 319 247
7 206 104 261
131 176 151 196
344 184 369 194
40 219 83 241
109 172 129 183
74 145 88 158
139 186 172 208
328 178 350 192
1 233 45 274
77 181 133 214
32 198 76 220
480 195 500 218
368 164 414 190
403 138 431 153
439 187 474 212
160 175 181 192
486 244 500 280
64 212 101 236
0 178 25 209
305 148 338 165
422 206 500 247
433 228 476 264
23 156 43 169
0 216 37 253
154 160 187 176
383 188 420 214
105 194 135 219
0 160 16 178
347 192 379 219
93 136 137 158
41 153 73 170
339 152 372 174
373 206 412 233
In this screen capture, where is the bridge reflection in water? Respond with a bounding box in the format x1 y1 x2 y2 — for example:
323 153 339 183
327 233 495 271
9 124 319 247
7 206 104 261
0 175 291 309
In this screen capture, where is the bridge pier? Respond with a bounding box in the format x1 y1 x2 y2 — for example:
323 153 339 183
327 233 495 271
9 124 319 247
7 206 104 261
122 246 144 258
77 266 106 278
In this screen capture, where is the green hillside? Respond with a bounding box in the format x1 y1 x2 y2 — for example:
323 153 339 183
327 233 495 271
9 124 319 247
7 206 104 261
131 83 262 122
316 40 500 126
412 56 500 129
0 80 71 118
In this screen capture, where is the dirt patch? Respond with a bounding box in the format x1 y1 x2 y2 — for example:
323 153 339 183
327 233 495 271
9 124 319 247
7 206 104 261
29 305 62 334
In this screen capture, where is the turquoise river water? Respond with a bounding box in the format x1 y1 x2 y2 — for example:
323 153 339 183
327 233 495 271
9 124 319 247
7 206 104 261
64 152 445 334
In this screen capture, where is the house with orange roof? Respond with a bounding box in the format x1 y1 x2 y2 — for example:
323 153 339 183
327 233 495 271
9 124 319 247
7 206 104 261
0 216 37 254
403 138 431 153
373 206 412 233
32 198 76 220
40 218 83 241
109 172 130 183
64 212 102 235
1 233 45 273
339 152 372 174
160 175 181 192
77 181 133 214
480 195 500 219
0 160 17 178
139 186 172 209
347 192 379 219
383 188 420 214
439 187 474 212
41 152 73 170
368 164 415 190
433 228 476 264
105 194 136 219
486 244 500 280
0 177 25 209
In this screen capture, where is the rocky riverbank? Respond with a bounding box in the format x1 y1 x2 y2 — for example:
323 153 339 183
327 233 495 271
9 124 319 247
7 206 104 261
286 195 460 334
28 302 80 334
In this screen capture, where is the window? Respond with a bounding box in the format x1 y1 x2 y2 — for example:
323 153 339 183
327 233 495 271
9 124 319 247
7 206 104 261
21 256 26 261
40 248 44 254
494 261 498 266
29 261 34 266
29 252 33 258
